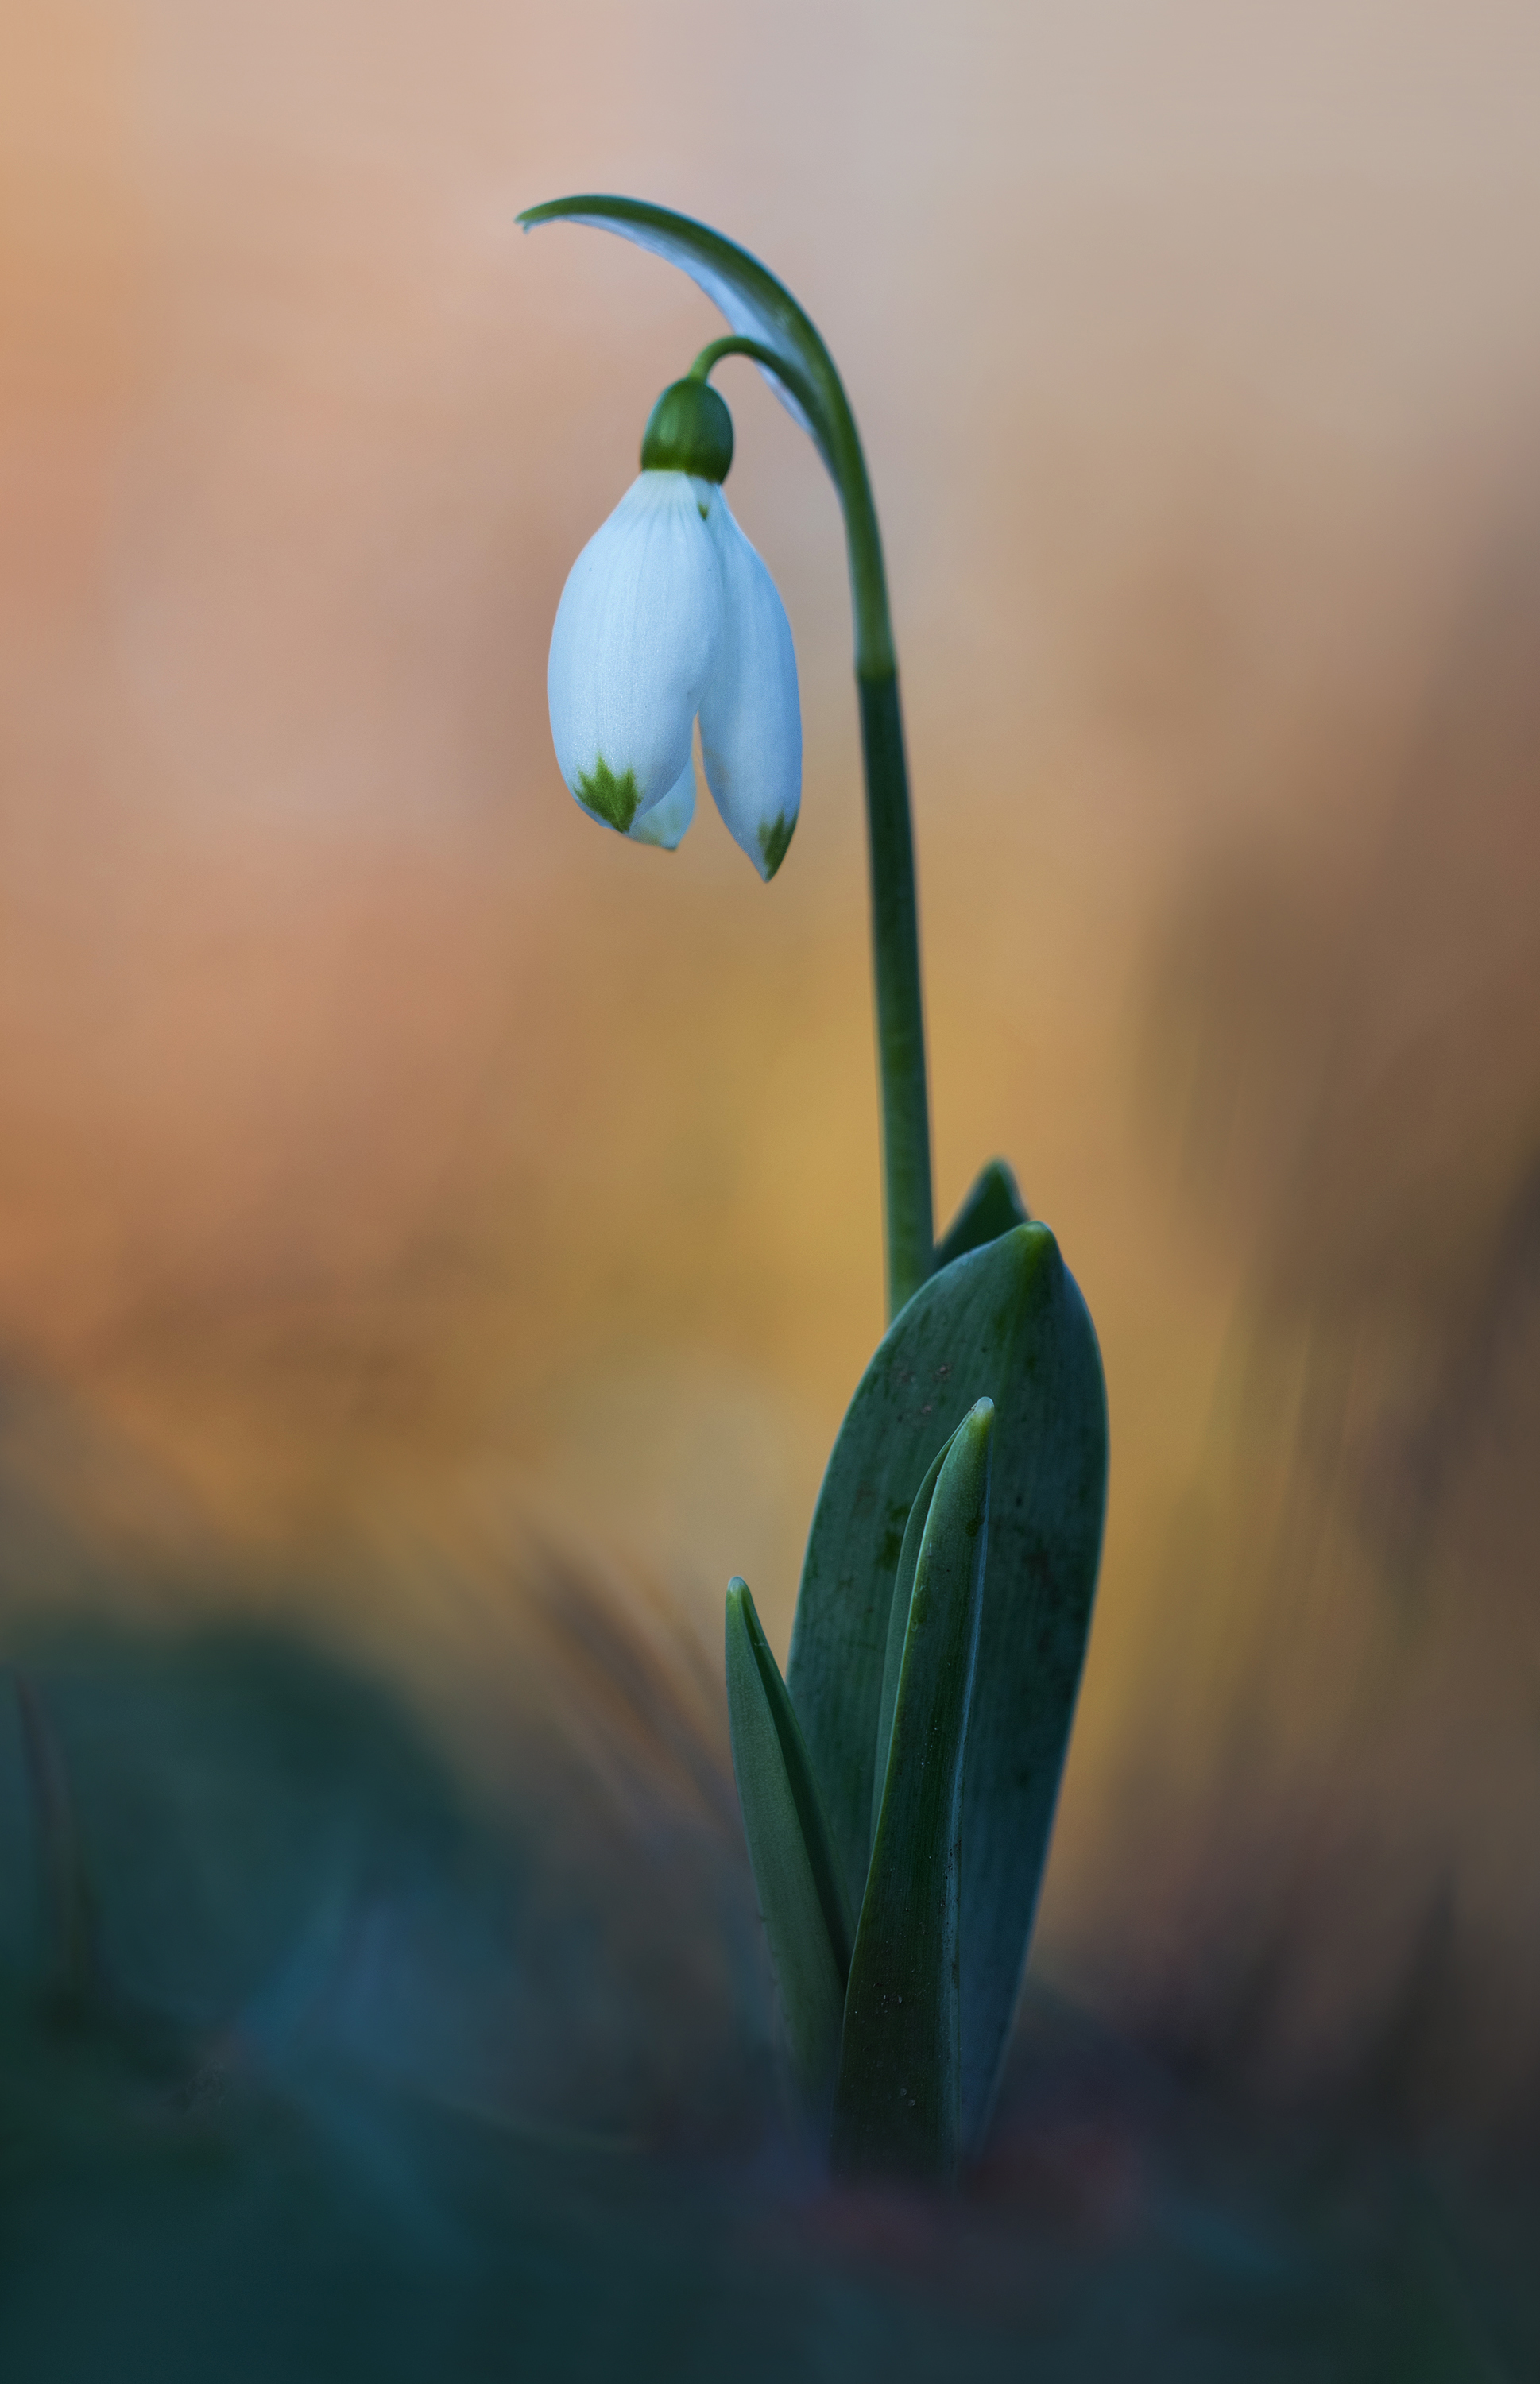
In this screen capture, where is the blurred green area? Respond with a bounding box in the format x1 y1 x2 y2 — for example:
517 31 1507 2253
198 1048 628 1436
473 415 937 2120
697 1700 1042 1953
2 1604 1536 2382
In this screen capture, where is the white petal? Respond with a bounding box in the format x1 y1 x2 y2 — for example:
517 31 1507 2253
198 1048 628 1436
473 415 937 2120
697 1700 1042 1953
698 492 802 880
627 757 696 850
548 473 722 834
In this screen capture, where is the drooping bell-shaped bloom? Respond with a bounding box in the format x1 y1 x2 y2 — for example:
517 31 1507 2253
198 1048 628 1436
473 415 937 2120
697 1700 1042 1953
547 376 801 876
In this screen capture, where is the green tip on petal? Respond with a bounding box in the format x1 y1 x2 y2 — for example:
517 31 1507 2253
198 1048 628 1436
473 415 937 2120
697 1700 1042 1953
641 379 734 482
577 755 642 832
757 811 795 880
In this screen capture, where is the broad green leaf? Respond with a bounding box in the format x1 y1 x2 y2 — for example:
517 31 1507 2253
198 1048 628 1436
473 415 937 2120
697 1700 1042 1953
831 1402 993 2186
787 1221 1109 2156
724 1579 853 2117
934 1157 1030 1270
869 1430 954 1850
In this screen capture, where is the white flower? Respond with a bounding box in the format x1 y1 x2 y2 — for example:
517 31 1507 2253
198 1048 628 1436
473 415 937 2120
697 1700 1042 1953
548 469 801 877
628 756 696 849
699 493 801 880
548 471 722 835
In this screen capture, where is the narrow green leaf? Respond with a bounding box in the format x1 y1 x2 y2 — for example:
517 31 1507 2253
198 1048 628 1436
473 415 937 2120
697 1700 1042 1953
787 1220 1109 2157
869 1430 954 1852
934 1158 1030 1270
724 1579 853 2117
831 1401 993 2187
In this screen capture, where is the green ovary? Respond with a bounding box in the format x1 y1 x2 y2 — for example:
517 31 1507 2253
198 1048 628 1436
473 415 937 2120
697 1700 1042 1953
759 812 795 880
577 756 642 834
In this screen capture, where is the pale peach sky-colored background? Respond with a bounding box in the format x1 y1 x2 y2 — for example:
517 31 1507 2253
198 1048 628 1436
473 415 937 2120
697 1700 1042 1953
4 0 1539 2057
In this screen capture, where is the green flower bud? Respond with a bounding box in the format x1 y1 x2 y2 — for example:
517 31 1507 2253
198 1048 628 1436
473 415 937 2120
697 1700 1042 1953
640 377 734 482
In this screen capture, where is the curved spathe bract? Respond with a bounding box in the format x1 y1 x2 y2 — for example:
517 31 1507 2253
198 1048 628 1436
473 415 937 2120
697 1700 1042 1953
519 195 892 680
521 194 838 463
548 470 722 834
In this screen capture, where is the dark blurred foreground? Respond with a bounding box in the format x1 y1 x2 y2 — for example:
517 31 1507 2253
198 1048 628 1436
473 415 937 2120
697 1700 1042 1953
2 1546 1537 2381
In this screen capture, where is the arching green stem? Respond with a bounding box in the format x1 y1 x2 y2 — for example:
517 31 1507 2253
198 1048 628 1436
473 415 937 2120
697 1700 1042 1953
520 195 936 1317
688 335 932 1315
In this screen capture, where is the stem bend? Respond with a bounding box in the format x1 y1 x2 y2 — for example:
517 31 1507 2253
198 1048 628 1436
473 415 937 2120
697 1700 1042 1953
521 196 935 1314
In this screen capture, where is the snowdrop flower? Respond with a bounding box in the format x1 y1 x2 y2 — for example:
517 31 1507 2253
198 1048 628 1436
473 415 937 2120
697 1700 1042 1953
548 376 801 878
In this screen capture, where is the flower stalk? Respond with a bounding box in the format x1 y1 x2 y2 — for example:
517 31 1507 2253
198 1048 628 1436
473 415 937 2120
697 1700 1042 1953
683 331 932 1318
521 198 934 1319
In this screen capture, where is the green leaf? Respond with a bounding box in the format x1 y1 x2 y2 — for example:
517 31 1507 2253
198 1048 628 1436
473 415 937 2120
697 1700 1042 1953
518 194 847 476
724 1579 853 2118
934 1158 1030 1270
869 1430 954 1851
831 1400 993 2187
787 1221 1109 2156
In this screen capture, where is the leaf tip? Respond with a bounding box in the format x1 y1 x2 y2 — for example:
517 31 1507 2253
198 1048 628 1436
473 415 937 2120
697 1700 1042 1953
725 1576 758 1666
953 1395 996 1464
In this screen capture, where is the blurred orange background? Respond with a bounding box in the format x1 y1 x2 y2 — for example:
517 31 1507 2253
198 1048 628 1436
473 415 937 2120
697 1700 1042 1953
4 0 1538 2105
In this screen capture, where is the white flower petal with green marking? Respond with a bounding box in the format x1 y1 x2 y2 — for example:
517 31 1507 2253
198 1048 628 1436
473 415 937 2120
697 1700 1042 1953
548 472 722 836
698 491 802 880
628 757 696 849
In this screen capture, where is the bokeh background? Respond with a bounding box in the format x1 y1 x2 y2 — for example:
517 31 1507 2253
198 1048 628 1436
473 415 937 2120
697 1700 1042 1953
4 0 1540 2213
